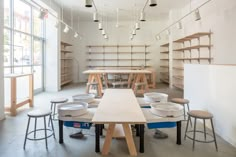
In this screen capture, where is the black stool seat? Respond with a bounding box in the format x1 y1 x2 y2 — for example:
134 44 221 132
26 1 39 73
184 110 218 151
24 109 55 149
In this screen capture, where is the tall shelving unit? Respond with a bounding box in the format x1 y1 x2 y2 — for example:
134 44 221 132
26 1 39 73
172 32 212 90
87 45 151 69
159 43 169 84
61 41 73 86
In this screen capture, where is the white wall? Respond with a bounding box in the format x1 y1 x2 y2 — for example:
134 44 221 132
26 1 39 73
184 64 236 147
72 20 167 82
0 0 5 120
172 0 236 64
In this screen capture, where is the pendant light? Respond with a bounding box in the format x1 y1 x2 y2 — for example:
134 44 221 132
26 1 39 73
194 9 201 21
149 0 157 7
135 22 140 30
93 12 99 22
63 24 69 33
140 11 146 21
85 0 93 7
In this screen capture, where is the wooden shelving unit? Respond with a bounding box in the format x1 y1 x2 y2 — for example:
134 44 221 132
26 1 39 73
87 45 151 69
159 43 169 84
61 41 73 86
172 32 212 90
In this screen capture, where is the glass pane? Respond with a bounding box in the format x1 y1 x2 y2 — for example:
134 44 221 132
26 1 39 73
4 0 11 27
33 39 42 65
4 68 11 75
14 32 31 66
33 9 43 37
4 29 11 67
33 66 42 90
14 0 31 33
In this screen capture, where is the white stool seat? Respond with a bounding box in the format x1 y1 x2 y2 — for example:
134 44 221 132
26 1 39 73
28 109 52 117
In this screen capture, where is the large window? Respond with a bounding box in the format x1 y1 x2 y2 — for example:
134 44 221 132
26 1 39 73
3 0 45 93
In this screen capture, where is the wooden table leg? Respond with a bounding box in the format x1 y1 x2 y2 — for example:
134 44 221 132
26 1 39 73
102 123 115 155
122 123 137 156
29 74 34 107
10 77 17 116
141 74 149 91
176 121 181 145
127 74 133 88
95 74 103 97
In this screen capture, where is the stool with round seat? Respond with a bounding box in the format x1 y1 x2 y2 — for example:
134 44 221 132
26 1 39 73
184 110 218 151
23 109 55 149
171 98 190 120
50 98 68 120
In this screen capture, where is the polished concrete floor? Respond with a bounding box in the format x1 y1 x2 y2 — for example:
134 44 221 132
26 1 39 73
0 83 236 157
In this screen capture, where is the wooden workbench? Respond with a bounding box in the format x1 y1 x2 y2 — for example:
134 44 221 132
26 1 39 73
92 89 146 156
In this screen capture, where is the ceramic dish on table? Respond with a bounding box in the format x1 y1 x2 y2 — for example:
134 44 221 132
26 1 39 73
144 92 168 103
72 94 95 103
58 102 88 117
150 102 184 117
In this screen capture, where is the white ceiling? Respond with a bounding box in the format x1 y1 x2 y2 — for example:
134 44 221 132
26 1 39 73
54 0 190 22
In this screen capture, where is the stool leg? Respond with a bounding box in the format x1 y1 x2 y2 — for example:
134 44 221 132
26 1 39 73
184 115 190 140
203 119 207 140
53 103 56 120
23 117 31 149
210 119 218 151
43 116 48 149
183 104 186 120
49 115 56 138
186 103 192 127
49 102 53 126
34 118 37 139
192 118 197 151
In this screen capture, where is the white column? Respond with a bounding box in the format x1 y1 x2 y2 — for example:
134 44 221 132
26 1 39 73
0 0 5 120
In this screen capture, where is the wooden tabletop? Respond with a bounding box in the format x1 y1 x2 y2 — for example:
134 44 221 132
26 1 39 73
83 69 152 74
4 73 33 78
92 89 146 124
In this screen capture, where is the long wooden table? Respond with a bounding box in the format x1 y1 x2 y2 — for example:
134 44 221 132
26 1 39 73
83 69 152 97
92 89 146 156
4 73 34 116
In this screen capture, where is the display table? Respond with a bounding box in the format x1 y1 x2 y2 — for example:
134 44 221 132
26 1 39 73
83 69 152 97
4 73 34 116
92 89 146 156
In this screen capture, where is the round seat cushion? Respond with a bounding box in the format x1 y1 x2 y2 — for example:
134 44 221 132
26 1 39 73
171 98 189 105
188 110 213 119
50 98 68 103
28 109 52 117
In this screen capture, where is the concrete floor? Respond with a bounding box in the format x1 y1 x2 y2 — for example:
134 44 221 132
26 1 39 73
0 83 236 157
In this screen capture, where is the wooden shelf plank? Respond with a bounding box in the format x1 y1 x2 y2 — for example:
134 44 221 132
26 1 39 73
173 84 184 90
87 45 150 47
160 66 169 68
61 41 72 47
173 45 212 51
174 32 212 43
173 75 184 80
160 43 169 47
160 78 169 84
61 50 72 53
173 58 212 60
160 59 169 61
173 66 184 70
87 65 152 68
61 58 73 60
61 79 72 86
160 51 169 54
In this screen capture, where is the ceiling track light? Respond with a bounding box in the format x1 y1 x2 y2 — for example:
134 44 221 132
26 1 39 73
155 35 161 40
140 12 146 22
130 35 134 40
194 9 201 21
63 24 69 33
149 0 157 7
102 30 106 35
132 29 136 35
98 23 103 30
38 8 48 19
104 34 108 39
85 0 93 7
93 12 99 22
135 22 140 30
166 29 170 35
177 21 182 29
74 32 78 38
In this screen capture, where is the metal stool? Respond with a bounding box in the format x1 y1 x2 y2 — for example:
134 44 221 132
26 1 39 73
86 82 100 97
184 110 218 151
50 98 68 120
23 109 55 149
171 98 190 120
134 82 148 96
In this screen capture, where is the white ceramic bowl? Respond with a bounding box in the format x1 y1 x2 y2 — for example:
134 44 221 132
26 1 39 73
58 102 88 117
72 94 95 103
150 102 184 117
144 92 168 103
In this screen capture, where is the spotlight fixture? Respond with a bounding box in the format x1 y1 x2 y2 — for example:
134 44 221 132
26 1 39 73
85 0 93 7
74 32 78 38
93 12 99 22
38 8 48 19
140 12 146 21
166 29 170 35
135 22 140 30
177 21 182 29
102 29 106 35
155 35 161 40
63 25 69 33
130 35 133 40
194 9 201 21
132 29 136 35
149 0 157 7
55 20 59 28
104 35 108 39
98 22 103 30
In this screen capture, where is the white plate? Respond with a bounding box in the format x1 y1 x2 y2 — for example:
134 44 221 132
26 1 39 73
72 94 95 103
150 102 183 117
58 102 88 117
144 92 168 102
